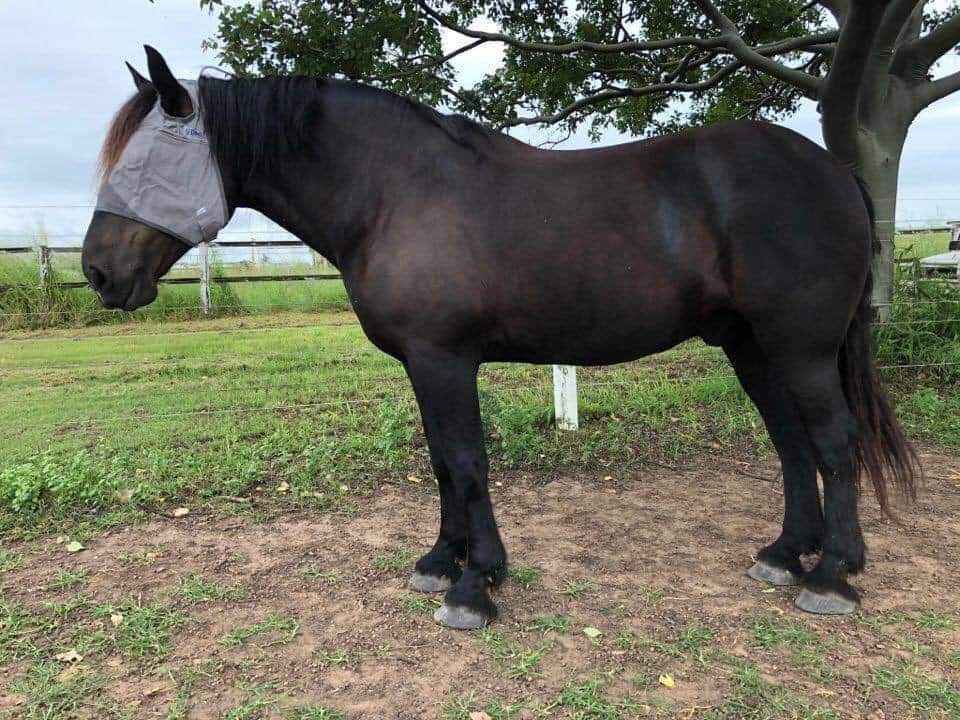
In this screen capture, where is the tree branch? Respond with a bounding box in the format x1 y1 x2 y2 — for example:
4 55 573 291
501 60 743 127
817 0 850 25
417 0 728 54
819 0 889 164
692 0 824 97
908 13 960 69
371 38 487 80
914 69 960 109
874 0 924 54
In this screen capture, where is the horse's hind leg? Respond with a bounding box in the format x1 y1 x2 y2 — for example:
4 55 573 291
776 354 865 615
404 348 507 628
723 333 823 586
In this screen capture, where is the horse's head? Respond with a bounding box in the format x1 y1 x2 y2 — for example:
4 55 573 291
83 47 230 310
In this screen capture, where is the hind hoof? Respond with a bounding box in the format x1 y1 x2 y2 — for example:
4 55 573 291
433 604 490 630
747 560 802 587
795 588 857 615
409 571 453 593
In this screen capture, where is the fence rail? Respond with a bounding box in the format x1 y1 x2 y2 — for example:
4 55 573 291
0 238 343 300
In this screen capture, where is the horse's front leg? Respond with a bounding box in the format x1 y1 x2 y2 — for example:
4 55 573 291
407 433 467 592
405 349 507 628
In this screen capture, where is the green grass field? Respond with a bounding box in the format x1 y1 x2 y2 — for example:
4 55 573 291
1 295 959 539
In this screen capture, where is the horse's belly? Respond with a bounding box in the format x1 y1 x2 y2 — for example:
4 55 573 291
484 314 696 366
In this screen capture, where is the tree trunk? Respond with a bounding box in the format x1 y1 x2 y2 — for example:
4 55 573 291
849 109 910 321
858 149 902 322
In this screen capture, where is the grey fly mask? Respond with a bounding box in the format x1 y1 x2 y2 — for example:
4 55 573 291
96 79 230 247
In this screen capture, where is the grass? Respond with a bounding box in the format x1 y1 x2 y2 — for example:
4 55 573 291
751 617 833 681
914 610 957 631
50 568 88 591
705 664 838 720
7 659 112 720
89 602 183 658
528 614 571 634
221 614 300 647
0 550 21 572
302 566 339 583
286 707 346 720
478 628 548 680
559 678 644 719
179 573 246 602
559 579 597 599
676 623 714 662
508 564 542 589
402 594 440 615
871 660 960 716
372 547 419 572
0 601 49 663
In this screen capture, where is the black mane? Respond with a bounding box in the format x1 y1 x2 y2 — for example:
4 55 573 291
198 75 495 178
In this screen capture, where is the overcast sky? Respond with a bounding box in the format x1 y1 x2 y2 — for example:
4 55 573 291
1 0 958 241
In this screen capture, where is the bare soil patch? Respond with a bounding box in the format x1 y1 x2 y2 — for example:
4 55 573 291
2 447 959 719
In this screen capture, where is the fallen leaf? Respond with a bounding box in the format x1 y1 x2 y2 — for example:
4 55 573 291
603 475 614 481
54 649 83 663
407 475 422 484
761 587 777 593
171 507 190 518
469 713 492 720
117 488 135 502
143 685 167 697
815 689 836 697
583 626 603 640
276 481 290 493
658 673 675 688
110 613 124 627
65 541 84 553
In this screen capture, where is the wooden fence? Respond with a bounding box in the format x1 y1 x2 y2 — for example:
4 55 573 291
0 239 342 304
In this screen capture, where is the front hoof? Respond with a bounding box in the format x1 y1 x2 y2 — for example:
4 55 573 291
795 588 857 615
433 603 492 630
409 571 453 593
747 560 802 587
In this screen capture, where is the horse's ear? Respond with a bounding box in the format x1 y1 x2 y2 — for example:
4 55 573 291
125 61 151 91
143 45 192 117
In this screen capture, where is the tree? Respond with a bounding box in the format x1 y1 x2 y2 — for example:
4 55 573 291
200 0 960 317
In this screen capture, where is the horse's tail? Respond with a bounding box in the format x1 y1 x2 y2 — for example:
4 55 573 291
840 177 920 518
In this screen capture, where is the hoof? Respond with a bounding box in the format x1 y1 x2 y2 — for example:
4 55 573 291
747 560 802 587
795 588 857 615
433 603 490 630
409 571 453 593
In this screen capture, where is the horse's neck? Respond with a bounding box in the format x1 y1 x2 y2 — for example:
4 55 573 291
234 120 395 270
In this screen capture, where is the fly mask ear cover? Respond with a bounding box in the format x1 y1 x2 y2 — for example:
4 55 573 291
96 79 230 247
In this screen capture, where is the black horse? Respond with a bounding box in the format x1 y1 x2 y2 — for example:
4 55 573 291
82 47 918 628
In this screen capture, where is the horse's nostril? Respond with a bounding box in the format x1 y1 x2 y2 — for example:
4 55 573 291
85 263 106 290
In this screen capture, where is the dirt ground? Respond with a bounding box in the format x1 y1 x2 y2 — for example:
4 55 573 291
2 447 959 719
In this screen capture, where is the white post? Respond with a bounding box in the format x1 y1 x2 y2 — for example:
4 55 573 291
552 365 579 431
199 243 211 315
36 235 50 290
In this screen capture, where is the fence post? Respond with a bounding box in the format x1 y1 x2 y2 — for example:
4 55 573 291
552 365 579 431
36 236 50 290
199 243 211 315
